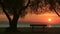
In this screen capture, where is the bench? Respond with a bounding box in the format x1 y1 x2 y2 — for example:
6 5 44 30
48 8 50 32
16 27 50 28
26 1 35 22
30 24 47 31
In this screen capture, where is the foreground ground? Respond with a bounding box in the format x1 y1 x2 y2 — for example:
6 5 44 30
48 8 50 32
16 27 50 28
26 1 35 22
0 27 60 34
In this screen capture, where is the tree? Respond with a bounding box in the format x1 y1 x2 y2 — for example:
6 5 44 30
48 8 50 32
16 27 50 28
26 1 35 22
0 0 30 32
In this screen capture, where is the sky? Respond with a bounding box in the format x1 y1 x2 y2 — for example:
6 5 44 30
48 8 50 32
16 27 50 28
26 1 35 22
18 12 60 25
0 0 60 25
0 12 60 25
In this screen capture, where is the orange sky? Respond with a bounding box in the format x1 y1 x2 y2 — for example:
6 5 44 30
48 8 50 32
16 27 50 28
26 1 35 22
0 12 60 25
19 13 60 25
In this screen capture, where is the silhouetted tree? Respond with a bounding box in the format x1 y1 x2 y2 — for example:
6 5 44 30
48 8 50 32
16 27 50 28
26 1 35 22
0 0 30 32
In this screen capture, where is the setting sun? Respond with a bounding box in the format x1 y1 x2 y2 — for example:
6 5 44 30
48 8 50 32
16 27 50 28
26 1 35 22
48 18 52 22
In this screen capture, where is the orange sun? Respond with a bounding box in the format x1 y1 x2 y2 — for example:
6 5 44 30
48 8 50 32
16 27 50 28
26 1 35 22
48 18 52 22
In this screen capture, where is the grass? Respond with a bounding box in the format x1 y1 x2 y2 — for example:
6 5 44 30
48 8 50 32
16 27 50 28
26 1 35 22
0 27 60 34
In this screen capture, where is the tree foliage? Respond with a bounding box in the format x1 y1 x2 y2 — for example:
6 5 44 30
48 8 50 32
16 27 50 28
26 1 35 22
29 0 60 16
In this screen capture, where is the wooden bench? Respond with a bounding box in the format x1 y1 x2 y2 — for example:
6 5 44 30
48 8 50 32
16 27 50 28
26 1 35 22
30 24 47 31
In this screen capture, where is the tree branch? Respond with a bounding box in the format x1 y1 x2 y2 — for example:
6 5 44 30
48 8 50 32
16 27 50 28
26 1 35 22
0 2 11 21
54 9 60 17
19 0 30 11
18 0 30 16
24 0 30 8
52 6 60 17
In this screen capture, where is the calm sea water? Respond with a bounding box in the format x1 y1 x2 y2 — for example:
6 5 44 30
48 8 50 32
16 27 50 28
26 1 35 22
0 22 60 28
0 23 30 27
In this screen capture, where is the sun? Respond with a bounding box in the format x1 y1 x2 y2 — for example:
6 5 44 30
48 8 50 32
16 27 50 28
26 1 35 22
48 18 52 22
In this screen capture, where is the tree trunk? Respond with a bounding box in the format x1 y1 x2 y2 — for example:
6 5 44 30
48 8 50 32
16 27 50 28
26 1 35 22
9 20 17 31
8 15 19 32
